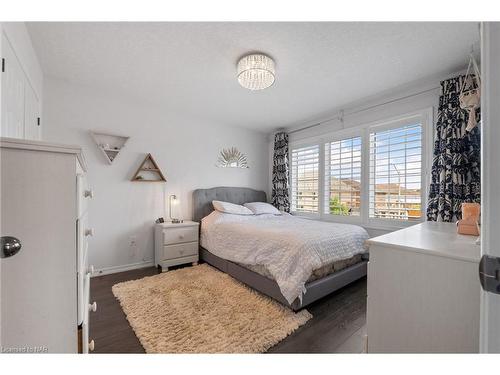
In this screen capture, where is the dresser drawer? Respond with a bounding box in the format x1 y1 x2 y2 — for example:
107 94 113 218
162 242 198 260
162 226 198 245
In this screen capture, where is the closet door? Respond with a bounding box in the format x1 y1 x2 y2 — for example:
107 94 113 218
1 33 25 139
23 82 40 140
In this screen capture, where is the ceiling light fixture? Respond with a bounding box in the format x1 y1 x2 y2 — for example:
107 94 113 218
237 53 275 91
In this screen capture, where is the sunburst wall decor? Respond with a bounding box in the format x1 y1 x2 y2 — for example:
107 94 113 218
216 147 249 168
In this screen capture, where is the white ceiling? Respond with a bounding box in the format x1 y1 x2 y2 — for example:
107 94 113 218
27 22 479 133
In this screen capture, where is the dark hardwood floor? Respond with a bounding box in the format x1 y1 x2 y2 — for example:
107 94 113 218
89 265 367 354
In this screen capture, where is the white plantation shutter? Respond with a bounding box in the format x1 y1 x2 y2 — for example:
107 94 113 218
369 123 423 220
324 136 362 216
290 145 320 213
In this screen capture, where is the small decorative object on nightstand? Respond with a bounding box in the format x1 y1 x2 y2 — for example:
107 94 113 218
154 221 199 272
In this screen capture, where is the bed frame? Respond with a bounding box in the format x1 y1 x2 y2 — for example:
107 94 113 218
192 186 367 311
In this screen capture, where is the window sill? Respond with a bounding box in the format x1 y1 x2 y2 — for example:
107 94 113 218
290 212 423 232
290 212 320 220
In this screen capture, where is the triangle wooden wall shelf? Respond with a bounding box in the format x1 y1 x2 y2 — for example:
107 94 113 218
131 153 166 182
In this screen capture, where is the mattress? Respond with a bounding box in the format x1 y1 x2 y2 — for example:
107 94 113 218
238 254 364 283
201 211 369 304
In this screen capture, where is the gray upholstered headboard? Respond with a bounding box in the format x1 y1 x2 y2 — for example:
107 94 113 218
192 186 267 222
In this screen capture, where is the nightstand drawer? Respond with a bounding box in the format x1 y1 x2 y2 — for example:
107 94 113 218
163 226 198 245
163 242 198 260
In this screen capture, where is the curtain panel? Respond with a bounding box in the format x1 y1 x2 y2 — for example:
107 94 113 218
271 132 291 212
427 75 481 222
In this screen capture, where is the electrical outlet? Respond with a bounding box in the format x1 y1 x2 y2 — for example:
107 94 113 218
129 235 137 246
129 235 138 258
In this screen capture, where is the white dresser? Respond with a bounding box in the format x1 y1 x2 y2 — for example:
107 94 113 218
154 221 199 272
366 222 481 353
0 137 96 353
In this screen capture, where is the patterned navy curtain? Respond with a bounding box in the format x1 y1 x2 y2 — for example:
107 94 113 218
271 132 291 212
427 75 481 222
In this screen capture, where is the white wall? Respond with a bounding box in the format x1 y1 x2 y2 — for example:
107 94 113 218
286 73 446 143
43 77 269 274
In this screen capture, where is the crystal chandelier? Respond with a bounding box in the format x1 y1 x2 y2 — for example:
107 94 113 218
237 53 275 90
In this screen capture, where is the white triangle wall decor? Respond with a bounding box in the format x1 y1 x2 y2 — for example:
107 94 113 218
90 131 130 164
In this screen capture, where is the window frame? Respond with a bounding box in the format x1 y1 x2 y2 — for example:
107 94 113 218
288 108 433 230
289 140 322 219
321 128 365 225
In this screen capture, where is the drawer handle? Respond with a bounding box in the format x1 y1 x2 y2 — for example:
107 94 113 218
85 229 94 237
84 189 94 199
179 235 184 240
88 339 95 352
89 301 97 313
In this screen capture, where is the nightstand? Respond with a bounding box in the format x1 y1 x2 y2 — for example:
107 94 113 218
154 221 200 272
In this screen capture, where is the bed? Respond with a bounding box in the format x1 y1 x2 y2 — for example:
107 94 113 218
193 186 368 311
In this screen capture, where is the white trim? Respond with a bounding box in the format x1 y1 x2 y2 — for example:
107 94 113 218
361 126 370 223
318 138 326 216
289 108 433 230
287 216 395 237
92 261 155 277
479 21 490 355
478 21 500 355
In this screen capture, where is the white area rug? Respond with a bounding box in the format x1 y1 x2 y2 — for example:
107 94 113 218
112 264 311 353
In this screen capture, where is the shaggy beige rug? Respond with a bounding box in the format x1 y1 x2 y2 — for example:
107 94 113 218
112 264 311 353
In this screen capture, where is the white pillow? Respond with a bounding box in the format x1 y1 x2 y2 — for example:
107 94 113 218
244 202 282 215
212 200 254 215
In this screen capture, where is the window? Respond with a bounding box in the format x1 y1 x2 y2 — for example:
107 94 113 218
288 111 429 227
290 144 320 213
324 136 362 216
369 123 422 221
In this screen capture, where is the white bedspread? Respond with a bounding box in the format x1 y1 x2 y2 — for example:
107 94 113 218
200 211 369 304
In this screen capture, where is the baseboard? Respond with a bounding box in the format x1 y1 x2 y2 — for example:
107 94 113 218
93 261 155 277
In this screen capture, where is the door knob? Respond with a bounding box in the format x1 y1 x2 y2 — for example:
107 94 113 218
1 236 22 258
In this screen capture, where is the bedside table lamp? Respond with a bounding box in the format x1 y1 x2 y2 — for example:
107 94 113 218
169 194 181 224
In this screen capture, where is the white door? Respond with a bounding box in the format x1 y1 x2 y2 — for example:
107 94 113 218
0 146 78 353
23 81 40 140
479 22 500 353
1 33 25 139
